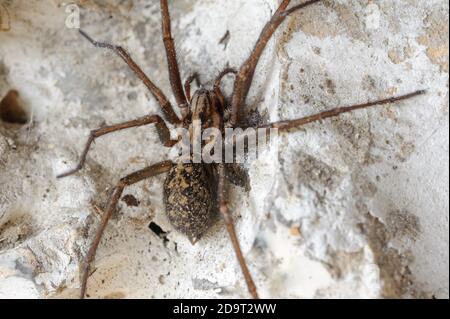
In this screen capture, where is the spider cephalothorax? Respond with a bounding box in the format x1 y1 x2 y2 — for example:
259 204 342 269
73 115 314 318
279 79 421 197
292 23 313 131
187 89 223 129
58 0 424 299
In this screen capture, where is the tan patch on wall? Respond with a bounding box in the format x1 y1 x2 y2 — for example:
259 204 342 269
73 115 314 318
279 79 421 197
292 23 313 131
361 213 417 298
1 3 12 32
283 1 338 42
388 44 416 65
417 9 449 72
386 209 422 240
333 2 366 41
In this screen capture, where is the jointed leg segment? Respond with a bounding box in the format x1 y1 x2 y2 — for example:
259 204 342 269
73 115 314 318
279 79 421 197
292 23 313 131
80 161 173 299
257 90 426 131
78 30 181 124
217 164 259 299
57 115 176 179
184 73 202 102
214 68 237 90
230 0 323 126
160 0 188 109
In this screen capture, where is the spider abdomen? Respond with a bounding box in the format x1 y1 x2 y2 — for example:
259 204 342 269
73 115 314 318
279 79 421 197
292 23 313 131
163 163 214 244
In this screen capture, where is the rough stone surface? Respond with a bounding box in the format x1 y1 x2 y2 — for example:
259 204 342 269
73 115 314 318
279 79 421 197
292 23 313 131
0 0 448 299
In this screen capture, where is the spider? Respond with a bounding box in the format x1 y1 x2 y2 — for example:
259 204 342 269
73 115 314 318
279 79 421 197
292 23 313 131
57 0 425 299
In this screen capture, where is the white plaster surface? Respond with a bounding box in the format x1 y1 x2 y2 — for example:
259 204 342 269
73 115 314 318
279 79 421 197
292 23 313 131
0 0 448 299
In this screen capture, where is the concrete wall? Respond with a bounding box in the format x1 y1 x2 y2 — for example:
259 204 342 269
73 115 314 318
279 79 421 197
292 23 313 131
0 0 448 298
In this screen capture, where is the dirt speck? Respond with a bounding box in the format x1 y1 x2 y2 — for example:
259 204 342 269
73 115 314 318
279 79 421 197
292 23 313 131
219 30 231 49
121 194 140 207
325 78 336 95
289 226 301 237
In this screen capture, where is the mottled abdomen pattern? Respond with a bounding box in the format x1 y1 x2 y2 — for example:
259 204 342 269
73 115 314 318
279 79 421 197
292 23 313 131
163 163 214 244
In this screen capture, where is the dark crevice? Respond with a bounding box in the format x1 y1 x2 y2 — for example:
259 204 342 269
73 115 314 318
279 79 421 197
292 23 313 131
148 222 169 246
0 90 28 124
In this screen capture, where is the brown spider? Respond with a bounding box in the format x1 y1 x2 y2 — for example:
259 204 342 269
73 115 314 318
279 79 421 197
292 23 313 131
58 0 425 299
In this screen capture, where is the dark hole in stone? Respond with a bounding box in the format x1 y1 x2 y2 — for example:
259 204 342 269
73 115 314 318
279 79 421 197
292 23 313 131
148 222 169 246
0 90 28 124
121 194 140 207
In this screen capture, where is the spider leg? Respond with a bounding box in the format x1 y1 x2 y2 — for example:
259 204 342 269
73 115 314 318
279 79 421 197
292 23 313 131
214 68 237 91
184 72 201 102
217 164 259 299
80 160 173 299
229 0 322 126
256 90 426 131
78 30 180 124
219 90 424 298
57 115 177 179
161 0 188 109
213 68 237 116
